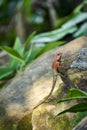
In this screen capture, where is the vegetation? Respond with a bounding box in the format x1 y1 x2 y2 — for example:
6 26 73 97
0 0 87 80
0 0 87 128
55 88 87 117
0 33 64 80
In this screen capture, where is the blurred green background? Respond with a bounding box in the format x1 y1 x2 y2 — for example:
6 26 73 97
0 0 87 46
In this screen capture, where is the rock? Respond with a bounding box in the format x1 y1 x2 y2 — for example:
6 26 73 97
71 48 87 70
31 102 74 130
0 36 87 130
73 116 87 130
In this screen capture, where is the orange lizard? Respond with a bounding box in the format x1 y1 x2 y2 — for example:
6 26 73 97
33 53 63 109
52 53 63 71
17 53 63 124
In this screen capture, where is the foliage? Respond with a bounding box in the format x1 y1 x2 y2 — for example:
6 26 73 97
32 26 77 43
27 41 65 63
54 0 87 28
73 22 87 37
0 1 87 84
0 0 87 82
0 0 87 46
0 32 35 80
56 102 87 117
54 0 87 37
31 0 87 44
55 88 87 117
0 32 64 80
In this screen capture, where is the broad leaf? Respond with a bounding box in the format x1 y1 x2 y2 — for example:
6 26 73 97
9 37 23 69
73 22 87 37
24 42 34 63
24 31 36 53
0 46 25 64
73 0 87 14
24 47 40 63
57 88 87 103
31 26 77 43
62 12 87 29
57 97 87 103
13 37 23 55
69 88 87 97
26 40 64 64
23 32 36 63
32 12 87 44
55 0 87 28
25 41 65 63
54 15 72 28
55 102 87 117
0 66 14 79
34 41 65 58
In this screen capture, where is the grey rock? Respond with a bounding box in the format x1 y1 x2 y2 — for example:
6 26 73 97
71 48 87 70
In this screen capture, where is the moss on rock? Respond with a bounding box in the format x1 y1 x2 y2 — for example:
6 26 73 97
48 114 72 130
17 114 32 130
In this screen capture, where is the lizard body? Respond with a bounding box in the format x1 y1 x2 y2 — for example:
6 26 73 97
33 53 62 109
18 53 62 121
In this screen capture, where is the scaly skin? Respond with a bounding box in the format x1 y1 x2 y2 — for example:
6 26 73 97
52 53 62 70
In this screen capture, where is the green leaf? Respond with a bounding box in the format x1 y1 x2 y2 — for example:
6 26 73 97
73 22 87 37
0 66 14 79
32 13 87 44
57 88 87 103
32 26 77 43
55 102 87 117
73 0 87 14
25 47 41 63
34 41 65 58
54 15 72 28
23 32 36 63
25 41 65 63
69 88 87 97
24 42 34 63
13 37 23 54
54 0 87 28
62 12 87 29
0 46 25 64
24 31 36 53
57 97 86 103
9 37 23 69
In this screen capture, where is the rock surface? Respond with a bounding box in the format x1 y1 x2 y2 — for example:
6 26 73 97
31 103 74 130
0 36 87 130
71 48 87 70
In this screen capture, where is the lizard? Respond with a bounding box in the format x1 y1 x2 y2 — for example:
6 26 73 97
17 53 63 125
33 53 62 109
